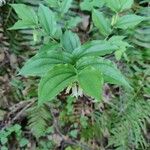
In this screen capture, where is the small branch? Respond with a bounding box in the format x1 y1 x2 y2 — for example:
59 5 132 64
1 99 36 130
11 99 35 122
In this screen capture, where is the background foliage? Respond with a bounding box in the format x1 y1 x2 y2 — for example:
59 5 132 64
0 0 150 150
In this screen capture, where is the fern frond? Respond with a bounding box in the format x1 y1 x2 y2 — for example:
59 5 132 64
27 104 51 138
109 99 150 150
132 6 150 48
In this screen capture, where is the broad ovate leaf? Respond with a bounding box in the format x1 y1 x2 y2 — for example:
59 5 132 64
19 50 72 77
60 0 73 14
38 64 76 105
92 9 111 36
44 0 59 8
10 4 38 23
78 67 103 101
121 0 134 10
76 56 131 89
62 31 81 53
80 0 105 11
66 17 81 29
38 43 61 53
38 4 57 36
73 40 118 60
9 20 36 30
9 4 38 29
115 15 145 30
105 0 133 12
53 25 63 39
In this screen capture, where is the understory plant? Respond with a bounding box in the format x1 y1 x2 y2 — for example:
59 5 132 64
0 124 29 150
9 0 143 105
8 0 149 149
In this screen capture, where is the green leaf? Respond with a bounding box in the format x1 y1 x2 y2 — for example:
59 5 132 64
69 129 78 138
1 137 8 145
115 50 124 61
53 25 63 39
115 15 145 29
92 9 111 36
105 0 134 12
38 64 76 105
10 4 38 23
38 43 61 53
65 147 74 150
19 138 29 147
38 4 57 36
121 0 134 10
80 0 92 11
44 0 59 8
76 57 131 89
13 124 21 132
60 0 73 14
9 20 36 30
108 36 131 60
80 0 105 11
80 115 88 128
109 36 131 49
92 0 105 8
10 4 38 29
73 40 118 59
66 17 81 29
20 50 72 77
78 67 103 101
62 31 81 53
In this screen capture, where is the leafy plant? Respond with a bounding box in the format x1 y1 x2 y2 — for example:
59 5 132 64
5 0 149 149
10 2 133 105
0 124 29 150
